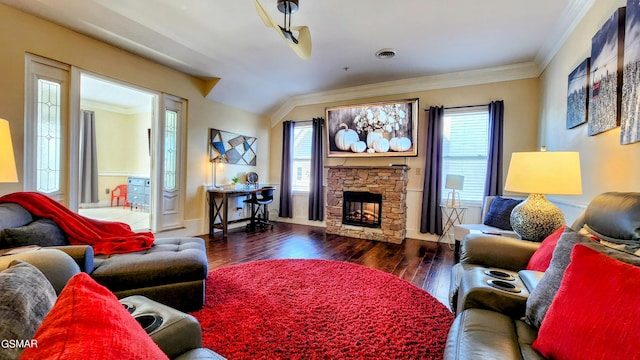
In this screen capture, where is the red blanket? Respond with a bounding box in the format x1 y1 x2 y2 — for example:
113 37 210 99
0 192 154 255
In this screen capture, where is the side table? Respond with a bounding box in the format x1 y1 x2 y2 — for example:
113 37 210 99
439 205 468 247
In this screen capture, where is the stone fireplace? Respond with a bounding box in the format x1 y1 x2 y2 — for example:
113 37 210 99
342 191 383 228
326 166 408 244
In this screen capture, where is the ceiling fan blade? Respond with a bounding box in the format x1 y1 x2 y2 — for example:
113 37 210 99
253 0 278 28
254 0 312 60
290 26 311 60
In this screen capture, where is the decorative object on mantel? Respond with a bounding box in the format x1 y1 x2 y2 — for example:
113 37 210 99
504 151 582 242
588 7 625 136
0 119 18 183
325 99 418 158
444 174 464 208
209 128 257 165
621 0 640 145
566 58 590 129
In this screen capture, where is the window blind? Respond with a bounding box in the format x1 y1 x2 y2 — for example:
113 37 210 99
292 123 313 191
441 109 489 204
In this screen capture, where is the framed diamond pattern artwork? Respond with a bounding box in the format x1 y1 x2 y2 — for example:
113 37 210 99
209 128 257 166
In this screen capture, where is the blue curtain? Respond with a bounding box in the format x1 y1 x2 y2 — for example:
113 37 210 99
420 106 445 235
484 100 504 196
279 121 295 218
308 117 324 221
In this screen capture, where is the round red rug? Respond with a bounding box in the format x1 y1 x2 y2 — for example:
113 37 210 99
190 259 454 359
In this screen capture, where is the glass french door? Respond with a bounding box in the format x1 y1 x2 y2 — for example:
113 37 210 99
25 54 186 232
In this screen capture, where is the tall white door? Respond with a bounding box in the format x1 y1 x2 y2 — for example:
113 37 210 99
152 94 186 231
24 55 71 204
25 55 186 232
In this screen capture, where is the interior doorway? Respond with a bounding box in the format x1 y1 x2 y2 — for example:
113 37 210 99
77 74 156 231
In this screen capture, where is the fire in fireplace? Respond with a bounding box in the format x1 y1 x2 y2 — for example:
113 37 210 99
342 191 382 228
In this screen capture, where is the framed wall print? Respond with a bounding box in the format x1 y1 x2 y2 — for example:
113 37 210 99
209 128 257 165
325 98 419 158
566 58 590 129
588 7 625 136
622 0 640 144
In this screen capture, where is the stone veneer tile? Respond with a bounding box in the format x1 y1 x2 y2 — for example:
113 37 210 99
325 166 408 244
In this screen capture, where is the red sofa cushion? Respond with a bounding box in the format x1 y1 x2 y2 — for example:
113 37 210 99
533 244 640 359
526 225 566 271
21 272 168 360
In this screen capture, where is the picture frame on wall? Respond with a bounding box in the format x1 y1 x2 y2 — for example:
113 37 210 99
621 0 640 145
325 98 419 158
567 58 590 129
588 7 626 136
209 128 257 166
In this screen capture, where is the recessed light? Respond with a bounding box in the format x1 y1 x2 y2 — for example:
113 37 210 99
375 48 397 59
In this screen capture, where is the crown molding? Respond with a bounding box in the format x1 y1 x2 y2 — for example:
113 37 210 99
534 0 596 73
269 62 539 127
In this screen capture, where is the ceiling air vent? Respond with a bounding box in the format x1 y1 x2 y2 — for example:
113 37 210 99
375 48 397 59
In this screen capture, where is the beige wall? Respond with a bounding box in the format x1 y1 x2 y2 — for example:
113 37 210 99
270 78 540 240
539 0 639 212
81 106 152 203
0 4 270 235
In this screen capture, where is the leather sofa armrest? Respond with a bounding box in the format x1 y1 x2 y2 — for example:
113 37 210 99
0 248 80 294
49 245 94 273
460 234 540 271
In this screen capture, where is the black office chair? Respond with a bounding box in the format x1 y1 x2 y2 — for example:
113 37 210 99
244 186 275 232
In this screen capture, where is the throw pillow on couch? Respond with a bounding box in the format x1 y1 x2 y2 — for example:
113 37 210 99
21 272 168 360
525 227 640 329
483 196 522 230
0 261 57 360
533 244 640 360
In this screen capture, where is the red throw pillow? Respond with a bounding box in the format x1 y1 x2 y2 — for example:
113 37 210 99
526 225 566 271
21 273 168 360
532 244 640 360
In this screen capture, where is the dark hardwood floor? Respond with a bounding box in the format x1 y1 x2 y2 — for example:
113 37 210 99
199 222 456 308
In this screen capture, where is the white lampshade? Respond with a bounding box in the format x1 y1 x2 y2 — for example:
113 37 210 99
445 174 464 190
504 152 582 195
0 119 18 183
504 151 582 242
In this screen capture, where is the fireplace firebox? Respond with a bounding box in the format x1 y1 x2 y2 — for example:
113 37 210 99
342 191 382 228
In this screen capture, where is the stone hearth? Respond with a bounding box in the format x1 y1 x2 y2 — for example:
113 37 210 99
325 166 408 244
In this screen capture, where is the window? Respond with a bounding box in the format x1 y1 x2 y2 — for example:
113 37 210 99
292 123 313 192
164 110 177 190
36 79 63 193
441 108 489 204
25 54 70 202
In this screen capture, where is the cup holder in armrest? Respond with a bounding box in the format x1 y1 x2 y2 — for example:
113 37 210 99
487 279 522 293
484 270 516 281
122 303 136 314
134 314 163 334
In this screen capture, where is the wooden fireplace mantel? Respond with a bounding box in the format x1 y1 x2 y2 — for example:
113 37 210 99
324 165 410 170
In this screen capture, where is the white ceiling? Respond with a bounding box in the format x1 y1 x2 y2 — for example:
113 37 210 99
3 0 594 117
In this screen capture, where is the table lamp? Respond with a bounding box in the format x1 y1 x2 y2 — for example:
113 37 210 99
504 151 582 241
0 119 18 183
445 174 464 208
211 157 224 189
